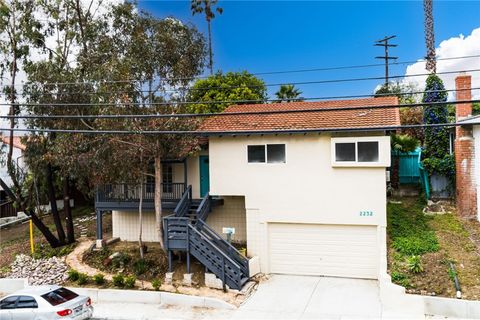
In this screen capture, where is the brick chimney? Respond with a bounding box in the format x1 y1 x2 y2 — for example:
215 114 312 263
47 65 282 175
454 74 477 218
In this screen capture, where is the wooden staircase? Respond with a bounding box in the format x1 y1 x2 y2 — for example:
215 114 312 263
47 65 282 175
164 186 249 290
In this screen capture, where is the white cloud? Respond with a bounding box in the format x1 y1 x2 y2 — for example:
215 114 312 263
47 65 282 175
404 27 480 100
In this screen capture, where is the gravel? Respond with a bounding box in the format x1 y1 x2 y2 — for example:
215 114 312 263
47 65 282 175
7 254 68 285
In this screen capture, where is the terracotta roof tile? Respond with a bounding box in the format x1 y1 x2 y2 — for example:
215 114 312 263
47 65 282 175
1 136 26 151
200 97 400 133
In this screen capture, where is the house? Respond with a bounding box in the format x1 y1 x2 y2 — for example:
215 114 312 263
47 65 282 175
0 135 26 189
94 96 400 289
454 74 479 219
0 136 26 218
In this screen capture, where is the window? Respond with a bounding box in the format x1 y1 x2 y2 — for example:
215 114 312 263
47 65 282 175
333 139 382 165
162 164 173 193
16 296 38 309
0 296 18 310
335 143 356 162
267 144 286 163
358 142 379 162
248 145 266 163
248 144 286 163
41 287 78 306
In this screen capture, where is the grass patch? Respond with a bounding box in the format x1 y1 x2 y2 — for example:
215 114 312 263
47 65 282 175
387 199 439 255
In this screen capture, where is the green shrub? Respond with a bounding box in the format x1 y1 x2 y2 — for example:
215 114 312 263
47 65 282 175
77 273 89 285
124 275 136 289
93 273 105 285
391 271 410 288
67 269 80 282
407 255 424 273
112 274 125 288
112 253 131 268
387 201 439 255
151 279 162 291
133 259 149 276
392 232 439 255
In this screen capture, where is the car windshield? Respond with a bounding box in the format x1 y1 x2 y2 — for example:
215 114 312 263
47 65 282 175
41 288 79 306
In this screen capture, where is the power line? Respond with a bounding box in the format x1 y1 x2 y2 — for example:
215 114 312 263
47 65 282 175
0 122 471 136
4 54 479 88
0 86 478 108
4 68 480 97
2 99 479 120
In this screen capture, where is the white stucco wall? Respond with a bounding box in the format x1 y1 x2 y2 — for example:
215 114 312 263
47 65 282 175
208 134 390 275
0 144 25 189
473 126 480 220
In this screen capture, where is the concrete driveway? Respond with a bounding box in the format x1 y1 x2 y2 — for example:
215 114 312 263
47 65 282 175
235 275 382 319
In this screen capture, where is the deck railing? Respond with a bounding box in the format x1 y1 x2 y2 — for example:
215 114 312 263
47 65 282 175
0 200 17 218
96 183 186 203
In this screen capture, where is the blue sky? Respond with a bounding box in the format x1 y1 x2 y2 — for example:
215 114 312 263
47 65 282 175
141 1 478 99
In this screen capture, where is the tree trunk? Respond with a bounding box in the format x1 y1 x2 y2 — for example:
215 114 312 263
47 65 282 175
154 155 165 249
0 177 61 248
64 179 75 244
207 20 213 75
29 209 62 248
138 179 144 259
46 164 66 244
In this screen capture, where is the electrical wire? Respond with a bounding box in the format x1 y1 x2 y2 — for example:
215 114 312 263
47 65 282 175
3 68 480 97
1 85 479 110
4 54 479 88
1 99 478 120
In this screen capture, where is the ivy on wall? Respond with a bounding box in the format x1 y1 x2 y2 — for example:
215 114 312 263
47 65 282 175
421 74 455 189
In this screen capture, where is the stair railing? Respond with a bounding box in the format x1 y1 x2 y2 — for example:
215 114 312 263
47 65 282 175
195 219 249 276
195 192 211 221
188 224 244 290
173 185 192 217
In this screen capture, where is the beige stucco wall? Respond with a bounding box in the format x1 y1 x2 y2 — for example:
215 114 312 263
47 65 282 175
205 196 247 243
208 134 390 275
112 210 173 242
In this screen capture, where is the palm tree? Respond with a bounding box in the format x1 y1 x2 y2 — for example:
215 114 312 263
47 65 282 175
275 84 303 103
423 0 436 73
191 0 223 75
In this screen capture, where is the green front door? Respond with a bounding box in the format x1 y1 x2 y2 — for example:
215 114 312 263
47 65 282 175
199 155 210 197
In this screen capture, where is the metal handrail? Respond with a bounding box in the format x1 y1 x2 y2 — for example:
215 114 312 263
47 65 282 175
195 219 249 272
173 185 192 217
195 192 211 221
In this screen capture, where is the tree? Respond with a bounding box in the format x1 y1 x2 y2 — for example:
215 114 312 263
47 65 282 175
187 71 267 114
0 0 67 248
34 5 207 252
375 81 424 142
191 0 222 75
422 74 449 159
275 84 303 103
423 0 436 73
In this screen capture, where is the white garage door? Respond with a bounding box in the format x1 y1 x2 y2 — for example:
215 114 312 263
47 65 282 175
268 223 378 279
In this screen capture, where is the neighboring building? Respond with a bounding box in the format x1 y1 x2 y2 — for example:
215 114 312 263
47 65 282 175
455 74 478 219
95 97 399 289
0 135 26 189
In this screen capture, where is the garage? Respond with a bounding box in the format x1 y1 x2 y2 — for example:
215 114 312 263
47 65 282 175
268 223 378 279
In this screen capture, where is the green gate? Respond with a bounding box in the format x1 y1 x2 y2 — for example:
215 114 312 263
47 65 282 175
396 147 421 184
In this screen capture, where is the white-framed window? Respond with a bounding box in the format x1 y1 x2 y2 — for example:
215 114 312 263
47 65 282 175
247 144 286 163
331 136 390 167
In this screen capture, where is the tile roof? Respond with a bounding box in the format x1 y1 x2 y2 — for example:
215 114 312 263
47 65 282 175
200 97 400 133
1 136 26 151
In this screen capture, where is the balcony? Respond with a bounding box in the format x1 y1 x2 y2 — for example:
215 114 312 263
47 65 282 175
95 183 186 211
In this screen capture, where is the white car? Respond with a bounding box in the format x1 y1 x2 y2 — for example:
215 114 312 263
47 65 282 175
0 285 93 320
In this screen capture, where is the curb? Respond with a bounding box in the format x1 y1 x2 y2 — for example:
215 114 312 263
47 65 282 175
67 287 236 310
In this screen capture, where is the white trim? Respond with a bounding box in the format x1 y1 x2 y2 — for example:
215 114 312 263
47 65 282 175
331 136 391 167
246 143 287 165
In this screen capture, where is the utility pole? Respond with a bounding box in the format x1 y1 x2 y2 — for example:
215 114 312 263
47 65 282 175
375 35 398 90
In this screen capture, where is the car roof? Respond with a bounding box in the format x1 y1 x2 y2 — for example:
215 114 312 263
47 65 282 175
14 285 62 296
